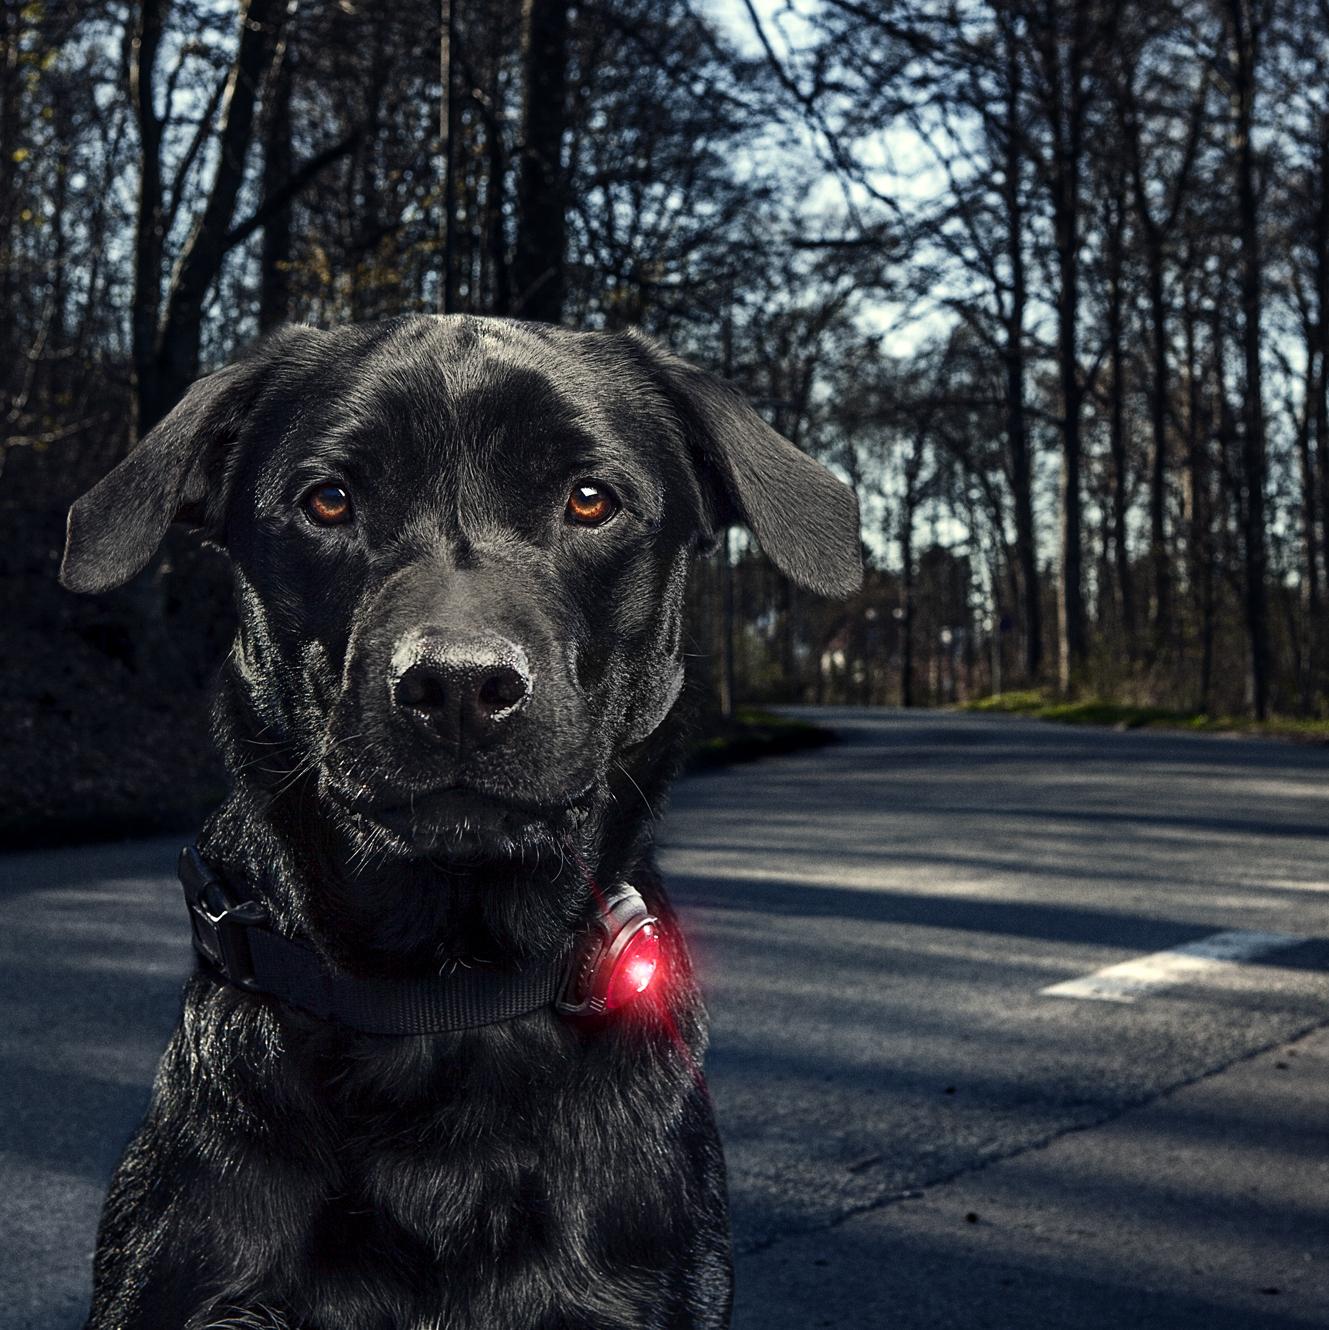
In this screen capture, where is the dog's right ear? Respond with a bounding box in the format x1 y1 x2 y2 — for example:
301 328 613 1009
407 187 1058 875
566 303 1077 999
61 351 279 595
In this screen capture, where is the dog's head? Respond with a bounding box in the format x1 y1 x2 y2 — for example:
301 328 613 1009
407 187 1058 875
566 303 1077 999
62 317 860 865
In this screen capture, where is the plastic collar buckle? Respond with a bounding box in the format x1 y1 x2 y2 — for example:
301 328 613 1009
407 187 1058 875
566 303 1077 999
178 846 269 991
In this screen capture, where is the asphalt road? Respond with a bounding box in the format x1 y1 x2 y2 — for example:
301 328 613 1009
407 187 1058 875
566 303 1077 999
3 708 1327 1327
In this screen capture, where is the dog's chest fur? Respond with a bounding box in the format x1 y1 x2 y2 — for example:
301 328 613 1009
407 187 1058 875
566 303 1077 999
105 962 727 1328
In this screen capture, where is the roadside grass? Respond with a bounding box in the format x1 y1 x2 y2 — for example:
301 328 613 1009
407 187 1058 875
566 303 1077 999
689 706 836 770
966 690 1329 742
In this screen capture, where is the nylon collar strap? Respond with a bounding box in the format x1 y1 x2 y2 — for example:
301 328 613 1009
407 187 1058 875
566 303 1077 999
179 846 571 1036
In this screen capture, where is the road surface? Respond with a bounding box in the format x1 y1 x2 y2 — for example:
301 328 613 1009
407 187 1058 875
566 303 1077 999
2 708 1326 1327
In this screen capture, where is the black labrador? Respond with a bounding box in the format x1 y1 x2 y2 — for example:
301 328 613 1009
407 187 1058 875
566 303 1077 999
60 315 861 1330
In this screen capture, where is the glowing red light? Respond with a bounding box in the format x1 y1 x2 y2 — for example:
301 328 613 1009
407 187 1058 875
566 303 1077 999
604 924 660 1010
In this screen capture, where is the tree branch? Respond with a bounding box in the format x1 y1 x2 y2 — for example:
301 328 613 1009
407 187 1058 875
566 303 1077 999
222 132 360 252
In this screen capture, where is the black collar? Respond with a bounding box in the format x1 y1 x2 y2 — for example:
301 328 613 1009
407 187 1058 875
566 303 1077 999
178 846 654 1036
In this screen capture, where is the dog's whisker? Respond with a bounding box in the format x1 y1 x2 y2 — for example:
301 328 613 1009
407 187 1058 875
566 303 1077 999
612 760 656 824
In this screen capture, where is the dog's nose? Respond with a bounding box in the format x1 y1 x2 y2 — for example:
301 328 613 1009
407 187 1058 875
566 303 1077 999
391 632 531 746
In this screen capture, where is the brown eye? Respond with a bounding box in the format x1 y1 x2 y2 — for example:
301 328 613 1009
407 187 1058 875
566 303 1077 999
305 484 353 526
566 482 617 526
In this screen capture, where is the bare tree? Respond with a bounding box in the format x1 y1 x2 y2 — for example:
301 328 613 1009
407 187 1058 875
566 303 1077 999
1217 0 1273 716
515 0 570 319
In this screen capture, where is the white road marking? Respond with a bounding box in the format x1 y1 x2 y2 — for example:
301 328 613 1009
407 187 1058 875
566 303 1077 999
1040 930 1306 1003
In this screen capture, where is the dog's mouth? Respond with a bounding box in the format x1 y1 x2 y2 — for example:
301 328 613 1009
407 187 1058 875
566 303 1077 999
332 783 593 857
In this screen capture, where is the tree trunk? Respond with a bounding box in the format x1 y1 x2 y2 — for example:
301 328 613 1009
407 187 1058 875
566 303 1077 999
1146 243 1170 645
515 0 569 322
1031 0 1089 693
259 45 294 332
484 58 512 315
129 0 170 442
1008 342 1040 685
1314 112 1329 700
1116 31 1205 665
1295 338 1317 709
1203 294 1235 714
1105 181 1134 643
150 0 288 428
1193 396 1215 714
1226 0 1269 717
1001 15 1041 682
440 0 455 314
900 503 915 708
899 439 923 708
0 1 30 363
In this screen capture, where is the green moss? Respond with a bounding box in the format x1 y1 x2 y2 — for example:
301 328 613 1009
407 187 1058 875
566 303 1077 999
966 690 1047 715
964 692 1329 742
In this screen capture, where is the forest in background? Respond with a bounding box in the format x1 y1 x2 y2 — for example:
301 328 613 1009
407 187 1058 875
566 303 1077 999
1 0 1327 828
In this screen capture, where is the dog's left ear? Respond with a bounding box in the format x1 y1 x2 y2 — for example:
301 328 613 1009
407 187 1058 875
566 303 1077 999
627 333 863 598
60 344 287 595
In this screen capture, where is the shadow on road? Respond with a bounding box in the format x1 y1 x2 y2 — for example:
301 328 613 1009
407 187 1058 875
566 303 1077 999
732 1028 1329 1329
674 871 1329 962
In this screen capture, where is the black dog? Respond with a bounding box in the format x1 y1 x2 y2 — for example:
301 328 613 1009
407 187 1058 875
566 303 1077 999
61 315 861 1329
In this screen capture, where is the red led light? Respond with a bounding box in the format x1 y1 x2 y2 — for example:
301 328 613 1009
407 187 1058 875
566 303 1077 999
604 924 660 1010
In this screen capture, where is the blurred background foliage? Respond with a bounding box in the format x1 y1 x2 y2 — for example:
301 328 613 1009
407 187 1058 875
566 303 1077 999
3 0 1328 831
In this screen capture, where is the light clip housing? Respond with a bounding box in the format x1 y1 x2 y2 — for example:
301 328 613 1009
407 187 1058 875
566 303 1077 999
556 881 660 1016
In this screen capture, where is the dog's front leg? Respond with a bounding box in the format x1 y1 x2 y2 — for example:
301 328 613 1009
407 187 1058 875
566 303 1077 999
84 996 326 1330
84 1126 304 1330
